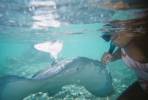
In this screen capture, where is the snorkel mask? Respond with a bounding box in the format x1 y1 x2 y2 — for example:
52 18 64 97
101 32 116 54
101 33 112 42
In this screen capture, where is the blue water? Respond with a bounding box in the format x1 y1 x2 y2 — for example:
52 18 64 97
0 0 138 99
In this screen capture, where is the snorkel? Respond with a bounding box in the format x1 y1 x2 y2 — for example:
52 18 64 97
101 33 116 54
108 42 116 54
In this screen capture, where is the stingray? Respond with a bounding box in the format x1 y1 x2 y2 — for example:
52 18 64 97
0 57 113 100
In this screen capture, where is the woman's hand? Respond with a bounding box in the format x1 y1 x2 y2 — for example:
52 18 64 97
101 52 112 64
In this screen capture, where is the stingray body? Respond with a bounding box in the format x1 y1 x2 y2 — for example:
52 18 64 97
0 57 113 100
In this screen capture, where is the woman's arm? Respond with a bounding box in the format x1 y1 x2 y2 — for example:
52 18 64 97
101 42 121 64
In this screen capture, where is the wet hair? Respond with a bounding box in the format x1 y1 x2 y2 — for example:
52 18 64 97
109 10 148 38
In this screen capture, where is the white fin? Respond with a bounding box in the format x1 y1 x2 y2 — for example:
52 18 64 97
34 40 63 59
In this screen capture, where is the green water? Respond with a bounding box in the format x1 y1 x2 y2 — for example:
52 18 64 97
0 23 136 100
0 23 107 76
0 0 139 99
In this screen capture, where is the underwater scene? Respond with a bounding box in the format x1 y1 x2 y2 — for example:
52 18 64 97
0 0 146 100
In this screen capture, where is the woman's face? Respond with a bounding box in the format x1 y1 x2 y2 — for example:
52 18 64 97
111 31 133 48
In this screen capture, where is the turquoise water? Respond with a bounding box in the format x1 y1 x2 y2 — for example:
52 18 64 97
0 0 138 100
0 23 136 100
0 23 109 78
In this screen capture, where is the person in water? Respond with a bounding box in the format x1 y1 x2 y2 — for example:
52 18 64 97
101 9 148 99
100 0 148 99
